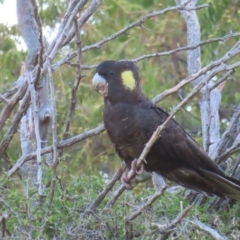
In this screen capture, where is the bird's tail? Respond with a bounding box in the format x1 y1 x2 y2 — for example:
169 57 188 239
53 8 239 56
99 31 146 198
199 169 240 201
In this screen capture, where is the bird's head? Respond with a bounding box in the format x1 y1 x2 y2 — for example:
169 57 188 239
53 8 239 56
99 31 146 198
92 60 144 104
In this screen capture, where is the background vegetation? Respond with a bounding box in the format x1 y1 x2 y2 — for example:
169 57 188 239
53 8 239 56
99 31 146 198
0 0 240 239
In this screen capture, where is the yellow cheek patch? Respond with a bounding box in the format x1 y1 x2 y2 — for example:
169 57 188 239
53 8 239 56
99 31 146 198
121 70 136 90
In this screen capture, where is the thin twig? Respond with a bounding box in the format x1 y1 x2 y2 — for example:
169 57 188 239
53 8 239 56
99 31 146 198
0 86 19 104
159 206 192 240
0 89 31 158
216 139 240 163
82 4 208 53
61 0 103 47
125 187 167 240
53 32 240 70
87 164 126 211
47 0 88 61
153 41 240 103
0 81 28 131
190 218 227 240
7 124 105 176
62 18 83 140
209 70 234 92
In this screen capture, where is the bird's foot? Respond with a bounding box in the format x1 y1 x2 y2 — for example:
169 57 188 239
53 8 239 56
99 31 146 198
121 172 132 190
121 158 145 189
131 158 145 175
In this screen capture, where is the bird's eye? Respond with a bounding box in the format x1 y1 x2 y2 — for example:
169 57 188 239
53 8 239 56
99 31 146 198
109 71 114 76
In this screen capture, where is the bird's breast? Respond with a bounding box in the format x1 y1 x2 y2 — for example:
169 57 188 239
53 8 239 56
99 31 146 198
103 102 145 160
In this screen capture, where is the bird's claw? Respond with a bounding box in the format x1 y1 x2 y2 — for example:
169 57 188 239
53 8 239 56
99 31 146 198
121 158 145 189
121 172 132 189
131 158 145 175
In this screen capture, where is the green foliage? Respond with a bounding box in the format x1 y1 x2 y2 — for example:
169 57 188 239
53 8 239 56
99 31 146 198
1 174 240 239
1 0 240 238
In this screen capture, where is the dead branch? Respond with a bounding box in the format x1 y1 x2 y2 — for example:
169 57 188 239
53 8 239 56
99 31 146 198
190 218 228 240
213 104 240 163
27 71 43 196
216 138 240 164
125 187 167 240
158 206 192 240
82 4 208 52
47 0 88 61
61 0 103 47
87 164 127 211
7 124 105 176
62 18 83 141
0 86 19 104
47 64 58 209
0 89 31 158
54 32 240 70
209 70 234 92
0 80 28 131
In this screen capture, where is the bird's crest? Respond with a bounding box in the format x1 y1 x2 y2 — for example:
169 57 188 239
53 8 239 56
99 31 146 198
121 70 136 90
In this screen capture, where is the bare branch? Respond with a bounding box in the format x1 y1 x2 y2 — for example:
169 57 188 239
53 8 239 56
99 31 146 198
125 187 167 240
0 94 9 104
53 32 240 71
46 63 58 209
87 164 126 211
82 4 208 53
0 89 31 158
47 0 88 61
153 40 240 103
158 206 192 240
61 0 103 47
62 18 83 140
209 70 234 92
216 138 240 164
213 104 240 163
27 71 43 196
190 219 227 240
0 86 19 104
7 124 105 176
0 80 28 131
129 33 240 63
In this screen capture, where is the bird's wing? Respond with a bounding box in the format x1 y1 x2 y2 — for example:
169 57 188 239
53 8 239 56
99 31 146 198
138 103 240 199
140 103 222 174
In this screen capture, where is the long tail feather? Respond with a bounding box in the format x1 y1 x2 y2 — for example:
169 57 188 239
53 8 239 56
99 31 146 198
200 169 240 201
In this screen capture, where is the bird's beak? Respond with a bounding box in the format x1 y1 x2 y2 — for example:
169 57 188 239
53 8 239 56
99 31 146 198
92 73 108 97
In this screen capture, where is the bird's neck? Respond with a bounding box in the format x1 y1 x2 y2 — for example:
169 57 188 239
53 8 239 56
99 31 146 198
106 89 147 105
